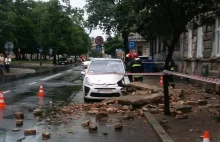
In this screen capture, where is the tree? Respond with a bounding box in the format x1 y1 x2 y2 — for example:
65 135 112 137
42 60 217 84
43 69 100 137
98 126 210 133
85 0 137 54
0 0 91 62
104 35 123 57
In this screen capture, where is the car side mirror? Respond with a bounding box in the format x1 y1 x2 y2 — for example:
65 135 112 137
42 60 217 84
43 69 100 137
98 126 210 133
81 71 85 75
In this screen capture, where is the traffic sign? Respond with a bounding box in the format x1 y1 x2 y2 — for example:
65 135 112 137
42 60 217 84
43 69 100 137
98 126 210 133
128 41 136 50
95 36 104 45
4 42 14 50
118 48 123 52
96 44 102 51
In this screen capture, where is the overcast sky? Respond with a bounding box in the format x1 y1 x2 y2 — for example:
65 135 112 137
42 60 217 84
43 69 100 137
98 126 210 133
69 0 106 40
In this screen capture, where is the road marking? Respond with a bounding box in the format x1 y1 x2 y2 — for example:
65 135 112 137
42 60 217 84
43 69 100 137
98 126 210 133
28 82 37 85
40 73 63 81
66 69 72 73
3 90 11 94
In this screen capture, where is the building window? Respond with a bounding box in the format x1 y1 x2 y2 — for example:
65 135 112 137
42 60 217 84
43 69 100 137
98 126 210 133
196 26 203 58
188 27 193 58
138 46 143 56
213 18 220 57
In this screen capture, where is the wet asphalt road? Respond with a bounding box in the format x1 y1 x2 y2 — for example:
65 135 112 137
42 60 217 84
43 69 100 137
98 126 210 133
0 65 160 142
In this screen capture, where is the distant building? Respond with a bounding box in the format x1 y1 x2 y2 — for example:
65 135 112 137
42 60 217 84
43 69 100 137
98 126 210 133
128 33 149 57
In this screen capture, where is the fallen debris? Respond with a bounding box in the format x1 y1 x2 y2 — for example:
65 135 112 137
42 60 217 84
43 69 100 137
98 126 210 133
15 112 24 119
33 109 43 115
42 132 51 140
12 128 20 132
174 105 192 113
89 123 98 133
114 123 123 130
24 129 36 136
16 120 23 126
81 120 90 127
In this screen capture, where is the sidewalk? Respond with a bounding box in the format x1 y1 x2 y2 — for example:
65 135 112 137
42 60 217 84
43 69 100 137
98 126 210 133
144 76 220 142
3 68 36 76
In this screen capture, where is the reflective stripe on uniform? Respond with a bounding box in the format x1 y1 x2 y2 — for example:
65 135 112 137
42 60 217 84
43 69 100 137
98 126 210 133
171 67 174 71
132 64 141 67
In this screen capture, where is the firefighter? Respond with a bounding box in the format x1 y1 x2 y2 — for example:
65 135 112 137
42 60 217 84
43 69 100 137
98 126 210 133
125 53 133 82
131 58 144 82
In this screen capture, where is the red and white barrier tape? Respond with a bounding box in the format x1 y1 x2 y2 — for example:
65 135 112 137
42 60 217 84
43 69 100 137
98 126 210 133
164 70 220 85
87 70 220 84
87 72 164 76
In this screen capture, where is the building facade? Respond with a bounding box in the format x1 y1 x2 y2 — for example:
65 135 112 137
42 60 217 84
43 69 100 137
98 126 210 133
128 33 149 57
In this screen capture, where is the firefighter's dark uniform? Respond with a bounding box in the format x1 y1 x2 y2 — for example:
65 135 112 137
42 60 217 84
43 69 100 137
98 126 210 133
168 59 175 88
126 58 134 82
131 59 144 82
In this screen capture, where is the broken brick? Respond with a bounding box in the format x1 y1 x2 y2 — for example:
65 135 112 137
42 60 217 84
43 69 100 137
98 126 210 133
96 112 108 121
24 129 36 136
197 100 208 106
42 132 51 140
16 120 23 126
114 123 123 130
33 109 43 115
15 112 24 119
81 120 90 127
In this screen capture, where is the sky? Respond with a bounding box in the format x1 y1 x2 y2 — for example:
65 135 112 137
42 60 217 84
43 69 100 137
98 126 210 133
69 0 107 40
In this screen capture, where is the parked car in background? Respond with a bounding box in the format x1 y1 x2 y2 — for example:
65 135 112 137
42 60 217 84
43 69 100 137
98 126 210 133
57 58 71 65
81 58 130 101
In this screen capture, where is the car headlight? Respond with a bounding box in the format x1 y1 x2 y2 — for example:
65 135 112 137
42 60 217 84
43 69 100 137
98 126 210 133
85 77 93 86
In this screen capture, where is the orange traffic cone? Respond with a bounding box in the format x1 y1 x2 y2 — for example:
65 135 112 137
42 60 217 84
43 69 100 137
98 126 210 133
0 92 6 108
38 84 45 97
202 131 210 142
160 75 163 85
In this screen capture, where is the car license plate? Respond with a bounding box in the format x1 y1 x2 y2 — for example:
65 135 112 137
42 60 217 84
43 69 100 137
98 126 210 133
97 89 112 93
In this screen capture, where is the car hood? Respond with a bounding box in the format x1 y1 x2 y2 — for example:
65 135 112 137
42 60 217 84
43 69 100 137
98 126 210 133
86 74 124 85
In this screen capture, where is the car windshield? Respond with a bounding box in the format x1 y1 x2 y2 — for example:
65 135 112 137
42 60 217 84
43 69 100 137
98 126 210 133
88 60 124 73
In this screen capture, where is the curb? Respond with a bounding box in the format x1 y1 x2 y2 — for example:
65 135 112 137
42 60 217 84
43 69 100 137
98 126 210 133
0 65 73 83
144 112 174 142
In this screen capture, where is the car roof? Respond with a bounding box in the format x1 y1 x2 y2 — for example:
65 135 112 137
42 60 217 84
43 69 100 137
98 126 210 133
91 58 121 61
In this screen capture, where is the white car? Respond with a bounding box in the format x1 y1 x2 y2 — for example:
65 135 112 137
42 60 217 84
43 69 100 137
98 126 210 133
81 59 130 101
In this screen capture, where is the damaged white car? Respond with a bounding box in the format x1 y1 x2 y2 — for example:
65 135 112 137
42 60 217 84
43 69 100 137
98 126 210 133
81 59 130 101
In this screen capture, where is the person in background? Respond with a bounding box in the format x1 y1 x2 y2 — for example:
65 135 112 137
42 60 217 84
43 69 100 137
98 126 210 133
5 54 11 73
0 53 4 75
131 58 144 82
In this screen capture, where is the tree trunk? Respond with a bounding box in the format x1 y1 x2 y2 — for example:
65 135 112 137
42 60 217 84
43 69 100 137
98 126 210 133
37 53 39 60
53 51 56 65
122 31 129 55
163 33 181 116
31 54 33 60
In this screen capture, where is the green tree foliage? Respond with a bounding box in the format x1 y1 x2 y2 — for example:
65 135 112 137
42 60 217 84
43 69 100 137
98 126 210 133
104 35 123 57
85 0 136 53
0 0 90 58
89 49 103 58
